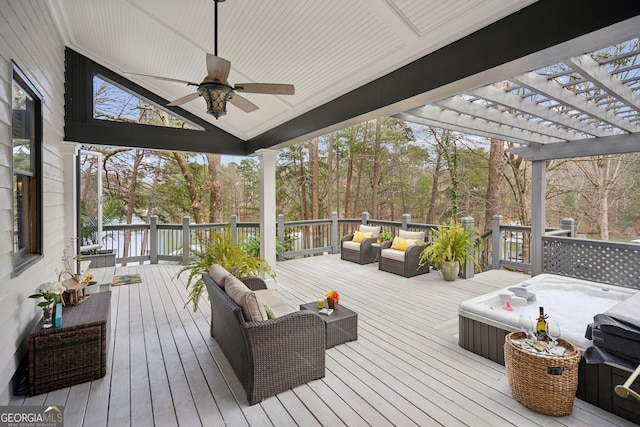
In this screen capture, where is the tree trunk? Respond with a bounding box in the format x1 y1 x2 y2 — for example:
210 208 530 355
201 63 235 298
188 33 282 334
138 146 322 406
485 137 505 231
172 152 204 223
354 123 368 215
206 153 222 223
123 150 144 266
371 119 382 219
327 133 334 217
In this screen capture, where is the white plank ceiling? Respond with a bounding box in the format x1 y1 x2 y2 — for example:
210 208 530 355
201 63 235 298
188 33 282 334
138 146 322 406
47 0 534 140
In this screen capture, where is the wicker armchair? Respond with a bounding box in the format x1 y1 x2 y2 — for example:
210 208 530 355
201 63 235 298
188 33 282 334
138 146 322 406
203 274 326 405
378 230 430 277
341 225 381 264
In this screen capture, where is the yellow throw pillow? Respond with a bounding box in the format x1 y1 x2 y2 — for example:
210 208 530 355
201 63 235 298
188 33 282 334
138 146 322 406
353 231 373 243
390 237 417 251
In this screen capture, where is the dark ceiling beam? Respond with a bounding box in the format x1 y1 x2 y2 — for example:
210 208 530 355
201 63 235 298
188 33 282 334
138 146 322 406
246 0 640 154
64 48 245 154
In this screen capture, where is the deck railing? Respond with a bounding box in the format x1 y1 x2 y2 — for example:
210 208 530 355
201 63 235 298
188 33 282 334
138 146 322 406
98 213 637 283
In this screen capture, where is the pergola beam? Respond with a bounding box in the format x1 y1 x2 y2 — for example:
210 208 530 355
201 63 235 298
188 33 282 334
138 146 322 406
397 105 552 145
435 96 575 141
469 84 609 138
507 133 640 161
513 71 639 133
565 54 640 118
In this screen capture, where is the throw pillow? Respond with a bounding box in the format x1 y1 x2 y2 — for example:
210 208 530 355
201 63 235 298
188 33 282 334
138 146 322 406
264 304 276 319
359 225 381 237
352 231 373 243
209 264 230 288
224 275 268 322
390 237 418 251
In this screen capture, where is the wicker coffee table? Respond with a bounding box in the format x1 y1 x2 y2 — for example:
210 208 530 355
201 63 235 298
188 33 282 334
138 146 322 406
28 291 111 395
300 302 358 348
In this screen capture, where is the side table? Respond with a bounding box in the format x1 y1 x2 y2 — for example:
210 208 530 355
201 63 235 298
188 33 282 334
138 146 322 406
300 302 358 348
28 291 111 395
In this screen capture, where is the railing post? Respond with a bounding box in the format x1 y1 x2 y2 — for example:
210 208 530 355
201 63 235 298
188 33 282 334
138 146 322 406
461 217 475 279
231 214 238 244
492 215 503 270
277 214 285 261
401 214 411 230
331 212 339 254
150 215 158 264
562 218 575 237
182 216 191 265
361 212 370 225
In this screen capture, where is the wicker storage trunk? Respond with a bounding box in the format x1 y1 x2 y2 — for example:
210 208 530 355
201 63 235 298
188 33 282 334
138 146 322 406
504 332 580 416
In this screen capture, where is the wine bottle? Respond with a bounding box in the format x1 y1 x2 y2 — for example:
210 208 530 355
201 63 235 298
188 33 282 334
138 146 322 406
536 306 548 340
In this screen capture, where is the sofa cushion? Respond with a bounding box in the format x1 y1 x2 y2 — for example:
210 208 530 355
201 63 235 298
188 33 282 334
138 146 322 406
359 225 380 237
225 275 268 322
399 230 425 243
342 240 361 251
381 248 406 262
256 290 298 318
352 231 373 243
390 236 417 251
209 264 231 288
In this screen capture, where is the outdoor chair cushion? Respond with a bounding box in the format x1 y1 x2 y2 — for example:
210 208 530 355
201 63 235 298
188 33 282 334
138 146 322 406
256 290 298 318
342 240 362 251
224 275 268 322
359 224 381 237
380 248 406 262
209 264 231 288
398 229 425 242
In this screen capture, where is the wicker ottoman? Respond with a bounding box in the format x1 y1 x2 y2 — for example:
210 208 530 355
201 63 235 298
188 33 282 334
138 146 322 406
504 332 580 416
28 291 111 395
300 302 358 348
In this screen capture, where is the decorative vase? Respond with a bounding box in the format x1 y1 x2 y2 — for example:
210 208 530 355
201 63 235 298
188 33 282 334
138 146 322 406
327 299 338 310
441 261 460 281
42 305 53 329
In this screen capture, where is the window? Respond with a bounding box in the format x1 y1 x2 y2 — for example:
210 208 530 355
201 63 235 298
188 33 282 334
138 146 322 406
12 62 42 273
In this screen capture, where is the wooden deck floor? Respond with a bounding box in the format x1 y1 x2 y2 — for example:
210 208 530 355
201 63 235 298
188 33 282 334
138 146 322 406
12 255 636 426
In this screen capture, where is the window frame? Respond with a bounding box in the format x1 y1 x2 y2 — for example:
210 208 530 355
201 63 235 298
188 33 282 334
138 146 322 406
11 61 43 275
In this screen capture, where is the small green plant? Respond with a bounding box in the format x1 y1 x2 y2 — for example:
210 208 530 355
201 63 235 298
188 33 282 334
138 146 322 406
379 231 393 242
177 228 275 311
418 219 483 271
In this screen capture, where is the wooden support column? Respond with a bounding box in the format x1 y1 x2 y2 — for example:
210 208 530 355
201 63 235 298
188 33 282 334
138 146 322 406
257 149 278 288
531 160 546 276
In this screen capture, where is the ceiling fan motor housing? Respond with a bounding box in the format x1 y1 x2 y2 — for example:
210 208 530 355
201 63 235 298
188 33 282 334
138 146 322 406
198 83 234 119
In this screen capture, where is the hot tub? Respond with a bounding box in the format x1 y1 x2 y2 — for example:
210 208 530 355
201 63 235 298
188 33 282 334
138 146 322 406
458 273 640 423
458 273 636 350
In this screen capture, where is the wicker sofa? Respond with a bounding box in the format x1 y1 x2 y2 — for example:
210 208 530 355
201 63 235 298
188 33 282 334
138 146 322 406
202 266 326 405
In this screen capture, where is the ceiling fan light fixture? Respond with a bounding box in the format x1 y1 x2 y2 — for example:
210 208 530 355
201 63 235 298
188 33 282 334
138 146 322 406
198 83 234 119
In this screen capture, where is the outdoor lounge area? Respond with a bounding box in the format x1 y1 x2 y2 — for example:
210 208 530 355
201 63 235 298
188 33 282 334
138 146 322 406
9 256 637 426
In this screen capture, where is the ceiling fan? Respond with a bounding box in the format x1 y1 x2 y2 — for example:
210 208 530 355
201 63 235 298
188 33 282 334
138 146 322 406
124 0 294 119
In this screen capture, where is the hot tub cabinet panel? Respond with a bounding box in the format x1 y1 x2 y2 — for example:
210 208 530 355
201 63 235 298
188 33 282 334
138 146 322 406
459 315 640 424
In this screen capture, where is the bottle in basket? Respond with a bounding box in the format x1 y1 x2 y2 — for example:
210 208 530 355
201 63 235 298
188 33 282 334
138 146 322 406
536 306 548 340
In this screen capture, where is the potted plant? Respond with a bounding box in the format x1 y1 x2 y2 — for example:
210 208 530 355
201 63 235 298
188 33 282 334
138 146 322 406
377 231 393 244
177 228 275 311
418 219 483 281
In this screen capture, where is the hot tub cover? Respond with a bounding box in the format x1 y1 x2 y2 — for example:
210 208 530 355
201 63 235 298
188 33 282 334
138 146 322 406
586 291 640 367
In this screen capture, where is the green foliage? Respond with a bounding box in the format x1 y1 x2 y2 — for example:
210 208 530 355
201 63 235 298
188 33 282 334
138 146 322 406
379 231 393 242
243 235 285 259
419 219 483 270
177 228 275 311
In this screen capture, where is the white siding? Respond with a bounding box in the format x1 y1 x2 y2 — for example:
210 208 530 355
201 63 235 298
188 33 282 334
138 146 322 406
0 0 71 404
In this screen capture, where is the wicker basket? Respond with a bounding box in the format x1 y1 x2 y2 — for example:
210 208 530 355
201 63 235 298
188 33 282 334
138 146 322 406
504 332 580 416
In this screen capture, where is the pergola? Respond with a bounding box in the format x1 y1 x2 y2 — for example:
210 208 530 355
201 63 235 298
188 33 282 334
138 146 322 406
56 0 640 274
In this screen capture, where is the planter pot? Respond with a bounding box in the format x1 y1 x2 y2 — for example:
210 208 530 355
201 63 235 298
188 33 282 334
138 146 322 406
81 249 116 268
441 261 460 281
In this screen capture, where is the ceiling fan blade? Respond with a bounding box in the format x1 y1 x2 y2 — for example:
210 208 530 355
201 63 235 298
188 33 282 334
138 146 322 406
228 93 259 113
123 72 199 86
167 92 200 106
206 54 231 82
234 83 295 95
